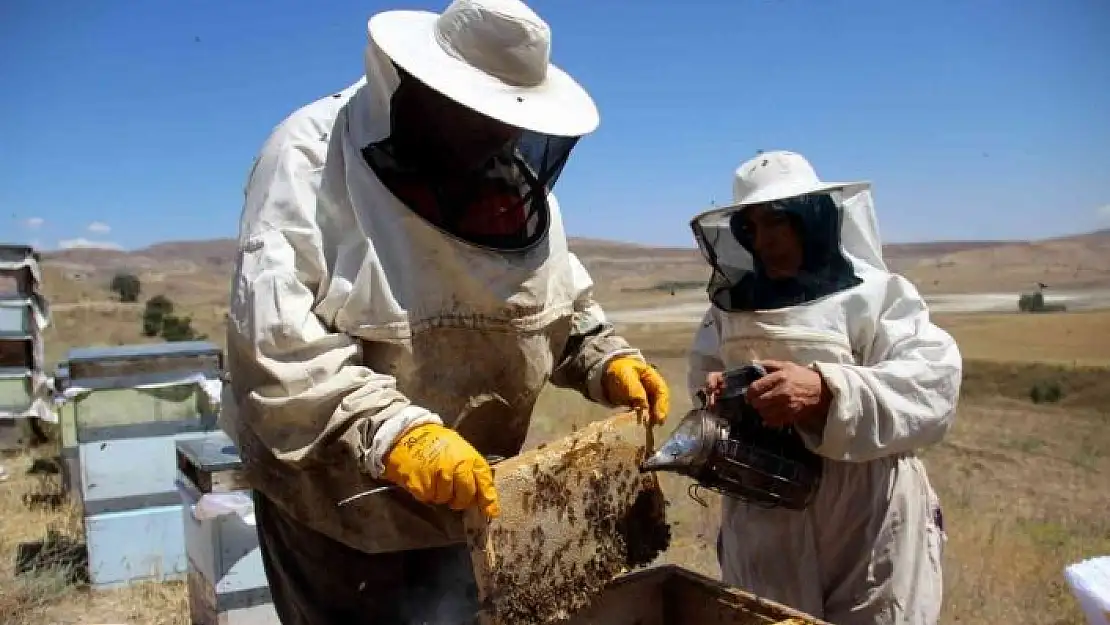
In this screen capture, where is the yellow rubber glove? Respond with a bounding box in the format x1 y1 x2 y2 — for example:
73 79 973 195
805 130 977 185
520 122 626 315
602 356 671 425
383 423 501 518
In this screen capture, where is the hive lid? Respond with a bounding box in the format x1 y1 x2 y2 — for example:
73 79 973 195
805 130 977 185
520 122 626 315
66 340 222 362
176 430 247 494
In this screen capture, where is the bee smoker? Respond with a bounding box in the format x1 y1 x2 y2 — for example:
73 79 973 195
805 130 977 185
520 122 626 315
639 364 823 510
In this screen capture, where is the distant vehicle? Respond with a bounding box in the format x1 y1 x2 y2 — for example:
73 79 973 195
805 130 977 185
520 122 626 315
1017 284 1067 313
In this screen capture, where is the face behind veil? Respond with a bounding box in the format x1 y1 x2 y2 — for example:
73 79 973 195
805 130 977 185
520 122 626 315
692 193 863 311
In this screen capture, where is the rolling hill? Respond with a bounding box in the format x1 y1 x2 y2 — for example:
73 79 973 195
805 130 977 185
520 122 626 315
37 229 1110 302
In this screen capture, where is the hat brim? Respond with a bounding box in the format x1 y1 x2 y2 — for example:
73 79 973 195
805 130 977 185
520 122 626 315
690 180 871 228
368 10 600 138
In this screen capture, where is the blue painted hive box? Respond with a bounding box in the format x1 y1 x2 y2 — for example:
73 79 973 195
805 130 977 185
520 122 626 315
0 367 34 414
62 341 224 448
65 341 226 588
0 297 36 338
177 431 278 625
0 338 35 407
0 336 36 450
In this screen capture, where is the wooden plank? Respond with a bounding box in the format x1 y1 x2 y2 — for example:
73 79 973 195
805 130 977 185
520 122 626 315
0 339 33 368
465 411 672 625
666 566 830 625
69 352 222 381
558 565 828 625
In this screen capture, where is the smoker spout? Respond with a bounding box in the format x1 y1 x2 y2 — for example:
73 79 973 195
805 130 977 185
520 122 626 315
638 408 715 477
638 433 700 475
639 447 680 472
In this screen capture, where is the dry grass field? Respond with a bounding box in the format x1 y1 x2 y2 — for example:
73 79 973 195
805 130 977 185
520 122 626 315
4 316 1109 624
934 310 1110 367
3 236 1109 624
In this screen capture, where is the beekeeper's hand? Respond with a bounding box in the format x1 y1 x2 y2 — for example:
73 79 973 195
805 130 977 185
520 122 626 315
603 356 670 425
383 423 500 518
746 360 831 427
701 371 726 409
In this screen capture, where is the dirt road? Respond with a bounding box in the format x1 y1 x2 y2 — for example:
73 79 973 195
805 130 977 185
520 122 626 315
608 289 1110 323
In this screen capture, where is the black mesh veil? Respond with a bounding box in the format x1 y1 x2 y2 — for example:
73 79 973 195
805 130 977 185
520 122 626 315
691 193 863 312
361 67 581 253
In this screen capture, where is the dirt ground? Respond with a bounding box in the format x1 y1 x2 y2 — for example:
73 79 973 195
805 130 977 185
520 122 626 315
3 308 1109 624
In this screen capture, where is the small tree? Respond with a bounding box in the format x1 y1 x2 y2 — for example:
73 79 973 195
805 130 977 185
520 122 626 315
142 295 174 337
160 314 201 342
110 273 141 303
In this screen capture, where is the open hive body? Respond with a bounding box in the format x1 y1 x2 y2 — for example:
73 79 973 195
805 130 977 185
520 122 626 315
566 565 829 625
466 411 672 625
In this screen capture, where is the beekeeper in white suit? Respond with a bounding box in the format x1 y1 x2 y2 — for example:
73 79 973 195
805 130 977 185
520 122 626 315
225 0 671 623
688 150 961 625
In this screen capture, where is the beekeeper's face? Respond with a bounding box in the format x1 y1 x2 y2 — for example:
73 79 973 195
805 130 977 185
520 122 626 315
738 204 804 279
392 70 523 176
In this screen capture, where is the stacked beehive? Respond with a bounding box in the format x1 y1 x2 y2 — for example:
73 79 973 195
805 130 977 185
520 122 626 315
54 340 224 588
0 244 52 450
176 430 279 625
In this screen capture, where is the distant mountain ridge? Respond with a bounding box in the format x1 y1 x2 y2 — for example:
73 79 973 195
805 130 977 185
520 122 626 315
37 229 1110 296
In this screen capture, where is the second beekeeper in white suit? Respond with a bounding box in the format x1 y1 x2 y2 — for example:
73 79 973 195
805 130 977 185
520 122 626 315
688 150 962 625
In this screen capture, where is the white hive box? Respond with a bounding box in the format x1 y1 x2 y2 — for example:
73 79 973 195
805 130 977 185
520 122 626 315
176 431 278 625
0 297 35 337
62 341 225 588
0 367 34 415
0 332 36 450
0 244 52 450
0 367 35 449
52 363 81 494
0 244 38 300
59 341 224 498
0 307 35 425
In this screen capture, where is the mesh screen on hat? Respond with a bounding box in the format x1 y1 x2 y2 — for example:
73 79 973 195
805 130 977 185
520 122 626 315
691 193 863 312
361 70 579 252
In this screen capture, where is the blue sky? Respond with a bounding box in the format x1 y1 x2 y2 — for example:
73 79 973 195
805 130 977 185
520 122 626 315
2 0 1108 251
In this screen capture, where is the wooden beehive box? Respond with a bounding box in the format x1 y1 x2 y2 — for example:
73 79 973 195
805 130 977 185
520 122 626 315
0 338 35 427
0 367 33 415
0 337 33 369
61 341 222 447
176 431 278 625
0 244 37 297
62 341 225 588
67 341 223 380
0 267 32 297
81 429 212 588
0 297 35 338
565 565 829 625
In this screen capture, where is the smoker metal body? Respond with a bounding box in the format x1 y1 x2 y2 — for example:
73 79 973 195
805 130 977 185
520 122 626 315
641 365 823 511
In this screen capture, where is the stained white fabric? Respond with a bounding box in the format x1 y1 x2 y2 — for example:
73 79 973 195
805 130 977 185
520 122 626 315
225 30 638 554
368 0 599 137
687 153 961 624
1065 556 1110 625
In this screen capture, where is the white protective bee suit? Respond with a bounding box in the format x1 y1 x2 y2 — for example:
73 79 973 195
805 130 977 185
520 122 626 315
686 151 961 625
224 1 649 621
